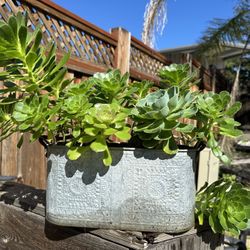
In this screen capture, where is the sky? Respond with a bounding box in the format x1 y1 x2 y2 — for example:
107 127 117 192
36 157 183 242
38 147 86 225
52 0 237 50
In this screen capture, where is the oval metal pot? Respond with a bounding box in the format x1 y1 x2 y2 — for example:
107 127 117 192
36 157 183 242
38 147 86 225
46 145 197 233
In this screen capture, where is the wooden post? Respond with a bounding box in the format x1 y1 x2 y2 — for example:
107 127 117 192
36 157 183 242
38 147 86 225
197 148 220 190
111 28 131 74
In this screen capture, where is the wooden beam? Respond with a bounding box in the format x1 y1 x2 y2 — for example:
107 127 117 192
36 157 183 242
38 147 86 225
0 134 18 177
111 28 131 74
130 67 161 84
56 52 109 75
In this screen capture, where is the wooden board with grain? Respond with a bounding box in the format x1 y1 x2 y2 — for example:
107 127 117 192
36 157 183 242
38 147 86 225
0 133 19 177
19 134 47 188
0 182 224 250
0 204 129 250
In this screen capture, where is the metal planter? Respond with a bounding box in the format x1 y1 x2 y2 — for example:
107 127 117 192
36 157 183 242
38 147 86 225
46 145 197 233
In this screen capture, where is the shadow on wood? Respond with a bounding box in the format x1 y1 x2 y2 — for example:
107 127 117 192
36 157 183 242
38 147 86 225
0 182 46 212
44 220 94 241
0 182 224 250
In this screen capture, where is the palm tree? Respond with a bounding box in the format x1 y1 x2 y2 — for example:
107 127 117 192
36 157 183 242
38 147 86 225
142 0 167 48
198 0 249 53
198 0 250 155
199 0 249 100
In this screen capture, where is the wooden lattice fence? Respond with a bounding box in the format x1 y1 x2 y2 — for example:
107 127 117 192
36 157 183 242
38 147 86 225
0 0 173 80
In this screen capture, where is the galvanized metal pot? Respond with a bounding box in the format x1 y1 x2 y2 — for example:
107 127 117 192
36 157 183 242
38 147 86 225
46 145 197 233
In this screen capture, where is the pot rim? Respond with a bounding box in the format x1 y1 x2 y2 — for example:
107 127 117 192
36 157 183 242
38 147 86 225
47 144 199 153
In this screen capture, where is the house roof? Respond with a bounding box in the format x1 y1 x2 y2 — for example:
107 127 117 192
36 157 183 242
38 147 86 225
159 44 199 54
160 42 250 60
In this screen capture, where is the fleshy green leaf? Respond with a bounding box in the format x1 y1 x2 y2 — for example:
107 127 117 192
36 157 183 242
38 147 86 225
218 211 228 230
234 212 246 222
176 124 194 133
103 128 117 136
142 139 159 149
84 127 99 136
163 137 178 155
18 25 27 52
73 127 81 138
115 127 131 141
103 148 112 166
67 147 87 160
225 102 242 116
50 51 70 75
90 137 107 152
26 51 37 70
220 155 231 165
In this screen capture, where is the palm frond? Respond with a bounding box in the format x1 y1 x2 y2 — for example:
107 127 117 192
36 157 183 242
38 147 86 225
142 0 167 48
198 6 249 56
234 0 250 14
198 0 250 56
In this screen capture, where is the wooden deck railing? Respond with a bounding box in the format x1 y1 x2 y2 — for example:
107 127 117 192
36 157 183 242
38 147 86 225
0 0 172 82
130 36 171 82
0 0 117 75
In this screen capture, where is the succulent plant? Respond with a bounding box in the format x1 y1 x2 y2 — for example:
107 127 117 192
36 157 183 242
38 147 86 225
66 102 131 166
195 91 242 164
196 176 250 235
132 87 197 154
158 63 199 91
87 69 137 105
0 12 247 236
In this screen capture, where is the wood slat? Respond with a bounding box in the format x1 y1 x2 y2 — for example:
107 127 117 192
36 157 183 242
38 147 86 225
0 203 128 250
91 230 148 249
0 182 224 250
130 67 161 84
51 18 72 51
19 134 46 189
0 3 10 19
58 52 109 75
74 29 94 61
0 134 18 177
85 33 106 64
130 45 167 78
37 11 65 50
1 0 18 13
22 6 52 44
111 28 131 74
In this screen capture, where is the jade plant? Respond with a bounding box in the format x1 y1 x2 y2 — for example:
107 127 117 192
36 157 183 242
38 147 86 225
0 11 248 236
